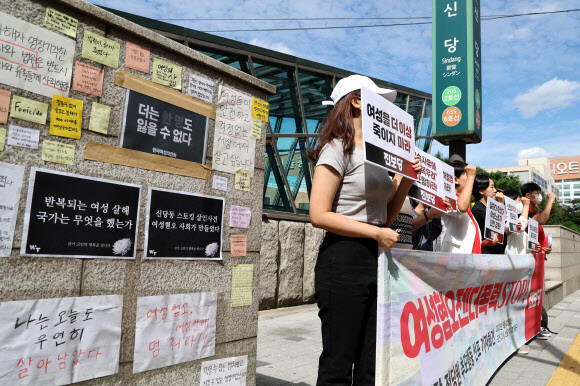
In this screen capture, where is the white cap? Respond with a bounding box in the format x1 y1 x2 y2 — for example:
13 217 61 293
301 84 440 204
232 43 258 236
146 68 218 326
322 74 397 106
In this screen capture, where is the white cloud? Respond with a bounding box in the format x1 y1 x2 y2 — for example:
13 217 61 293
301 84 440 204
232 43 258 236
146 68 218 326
248 38 295 56
514 77 580 118
517 147 548 159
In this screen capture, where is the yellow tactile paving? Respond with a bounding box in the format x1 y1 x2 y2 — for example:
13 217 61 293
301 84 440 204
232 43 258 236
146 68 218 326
547 333 580 385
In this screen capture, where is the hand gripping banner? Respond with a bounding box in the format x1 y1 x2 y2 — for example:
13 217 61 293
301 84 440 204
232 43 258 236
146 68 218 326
376 249 544 385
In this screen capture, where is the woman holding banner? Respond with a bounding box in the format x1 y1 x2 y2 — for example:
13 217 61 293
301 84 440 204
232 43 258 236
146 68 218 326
309 75 422 385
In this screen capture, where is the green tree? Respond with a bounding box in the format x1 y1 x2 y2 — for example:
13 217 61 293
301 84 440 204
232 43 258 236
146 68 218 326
542 198 580 233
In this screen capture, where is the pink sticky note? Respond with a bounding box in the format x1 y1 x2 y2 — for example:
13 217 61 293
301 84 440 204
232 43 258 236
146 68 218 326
230 205 251 229
126 42 150 73
73 61 104 97
231 234 247 257
0 89 11 124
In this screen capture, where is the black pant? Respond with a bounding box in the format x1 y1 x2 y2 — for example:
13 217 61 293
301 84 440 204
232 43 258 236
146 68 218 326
315 232 379 385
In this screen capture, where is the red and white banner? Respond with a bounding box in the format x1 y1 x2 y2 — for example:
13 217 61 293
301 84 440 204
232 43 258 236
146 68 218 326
377 249 544 385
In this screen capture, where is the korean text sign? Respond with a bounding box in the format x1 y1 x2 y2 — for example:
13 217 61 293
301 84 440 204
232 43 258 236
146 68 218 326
440 162 457 210
21 168 141 259
201 356 248 386
133 292 217 373
376 249 544 385
0 11 75 98
528 219 539 250
484 197 506 244
0 295 123 385
504 196 519 233
144 188 224 260
0 162 25 257
361 86 417 180
120 90 209 164
411 149 447 212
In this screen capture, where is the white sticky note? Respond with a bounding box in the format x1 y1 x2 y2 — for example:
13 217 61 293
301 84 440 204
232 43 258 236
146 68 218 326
200 355 248 386
7 125 40 149
230 205 251 229
212 175 228 192
188 73 215 104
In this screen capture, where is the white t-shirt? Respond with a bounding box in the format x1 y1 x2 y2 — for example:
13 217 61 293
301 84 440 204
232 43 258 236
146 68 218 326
505 216 530 255
436 209 480 253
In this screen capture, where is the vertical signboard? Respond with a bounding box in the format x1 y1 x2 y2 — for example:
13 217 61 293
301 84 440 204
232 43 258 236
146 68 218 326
432 0 482 144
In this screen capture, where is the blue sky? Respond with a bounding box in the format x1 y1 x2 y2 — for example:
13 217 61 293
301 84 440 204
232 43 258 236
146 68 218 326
90 0 580 168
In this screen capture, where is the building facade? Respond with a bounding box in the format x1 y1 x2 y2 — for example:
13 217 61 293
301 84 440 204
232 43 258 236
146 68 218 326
486 157 559 196
550 156 580 205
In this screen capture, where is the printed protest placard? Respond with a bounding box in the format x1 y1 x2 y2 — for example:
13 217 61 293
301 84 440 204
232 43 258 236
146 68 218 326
120 90 209 163
504 196 519 233
0 11 75 98
152 58 182 90
82 31 120 68
89 102 111 134
234 169 251 191
212 175 228 192
7 125 40 149
200 356 248 386
0 162 25 257
42 140 75 165
528 218 539 250
410 148 447 212
229 205 251 229
361 86 417 180
187 74 214 103
212 86 256 175
73 62 104 97
126 42 150 73
50 95 83 139
230 235 247 257
21 168 141 259
251 97 269 122
484 197 506 244
44 7 78 38
144 188 224 260
133 292 217 373
0 90 11 124
231 264 253 307
0 295 123 384
441 161 457 210
10 96 49 125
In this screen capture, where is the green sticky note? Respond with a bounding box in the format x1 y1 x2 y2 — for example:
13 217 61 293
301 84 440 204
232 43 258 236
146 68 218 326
89 102 111 134
0 127 6 151
10 95 49 124
152 58 182 90
82 30 120 68
44 7 78 38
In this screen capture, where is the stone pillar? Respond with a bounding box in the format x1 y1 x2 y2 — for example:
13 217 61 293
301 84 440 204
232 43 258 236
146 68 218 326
277 221 305 307
259 219 279 309
303 223 325 302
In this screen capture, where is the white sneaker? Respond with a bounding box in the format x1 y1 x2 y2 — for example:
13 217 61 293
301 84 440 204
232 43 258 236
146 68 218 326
536 329 551 340
518 344 530 354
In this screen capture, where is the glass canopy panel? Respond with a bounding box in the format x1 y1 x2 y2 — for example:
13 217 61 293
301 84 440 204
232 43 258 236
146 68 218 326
263 141 293 212
187 44 251 74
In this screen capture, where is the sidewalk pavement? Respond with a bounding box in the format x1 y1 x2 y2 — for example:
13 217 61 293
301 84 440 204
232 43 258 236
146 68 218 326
257 289 580 385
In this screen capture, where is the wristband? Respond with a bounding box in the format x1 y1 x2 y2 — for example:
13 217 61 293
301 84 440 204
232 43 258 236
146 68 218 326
424 210 430 221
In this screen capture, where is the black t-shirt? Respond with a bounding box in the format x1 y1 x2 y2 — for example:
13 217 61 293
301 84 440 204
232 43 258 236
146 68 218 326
471 201 505 254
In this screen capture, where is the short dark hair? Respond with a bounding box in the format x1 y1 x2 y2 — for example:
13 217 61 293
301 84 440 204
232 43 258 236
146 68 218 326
473 173 491 201
449 160 467 178
522 182 542 196
504 189 521 201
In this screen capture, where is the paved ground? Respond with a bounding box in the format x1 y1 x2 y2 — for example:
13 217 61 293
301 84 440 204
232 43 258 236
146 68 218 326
256 289 580 385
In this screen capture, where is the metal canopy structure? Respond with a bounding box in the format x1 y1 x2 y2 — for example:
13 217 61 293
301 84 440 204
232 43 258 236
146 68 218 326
103 7 434 220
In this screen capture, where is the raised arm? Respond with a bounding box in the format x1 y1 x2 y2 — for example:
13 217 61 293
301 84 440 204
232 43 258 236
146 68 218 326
385 157 423 227
457 164 477 213
533 192 556 225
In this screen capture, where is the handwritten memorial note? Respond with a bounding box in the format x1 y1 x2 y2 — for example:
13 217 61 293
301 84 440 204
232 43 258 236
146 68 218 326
231 264 253 307
0 128 5 151
212 175 228 192
152 58 182 90
89 102 111 134
187 74 215 103
44 7 78 38
82 31 120 68
229 205 251 229
10 96 48 124
0 295 123 384
125 42 150 73
73 62 104 97
200 356 248 386
0 12 75 97
251 97 269 122
0 162 25 257
7 125 40 149
213 86 256 175
133 292 217 373
234 169 251 191
251 118 261 140
50 95 83 139
0 90 11 124
230 235 247 257
42 140 75 165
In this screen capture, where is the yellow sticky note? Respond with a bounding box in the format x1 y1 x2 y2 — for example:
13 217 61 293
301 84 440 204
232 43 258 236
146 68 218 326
0 127 6 151
152 58 182 90
251 118 261 140
231 264 253 307
50 95 83 139
42 140 75 165
89 102 111 134
82 31 120 68
252 97 269 122
234 169 251 191
10 96 49 124
44 7 78 38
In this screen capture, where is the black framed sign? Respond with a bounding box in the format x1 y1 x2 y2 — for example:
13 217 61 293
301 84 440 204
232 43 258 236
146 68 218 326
21 168 141 259
144 188 224 260
120 90 209 163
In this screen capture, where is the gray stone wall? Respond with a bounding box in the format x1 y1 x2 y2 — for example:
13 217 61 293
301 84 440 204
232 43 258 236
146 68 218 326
0 0 274 384
544 225 580 297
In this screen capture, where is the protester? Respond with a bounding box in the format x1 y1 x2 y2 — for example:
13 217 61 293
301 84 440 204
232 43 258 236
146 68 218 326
308 74 422 385
471 173 504 254
436 161 482 253
503 190 533 255
410 194 450 251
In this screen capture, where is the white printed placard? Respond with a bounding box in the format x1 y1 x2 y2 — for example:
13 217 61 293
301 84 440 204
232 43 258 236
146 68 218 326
0 295 123 385
441 161 457 210
7 125 40 149
188 74 215 104
212 175 228 192
361 86 417 180
200 355 248 386
0 11 75 98
484 197 506 244
133 292 217 373
212 85 256 176
504 196 519 233
528 218 539 250
411 148 447 212
0 162 25 257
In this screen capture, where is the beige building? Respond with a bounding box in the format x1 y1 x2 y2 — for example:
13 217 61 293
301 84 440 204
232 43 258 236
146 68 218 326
486 157 559 195
550 156 580 205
